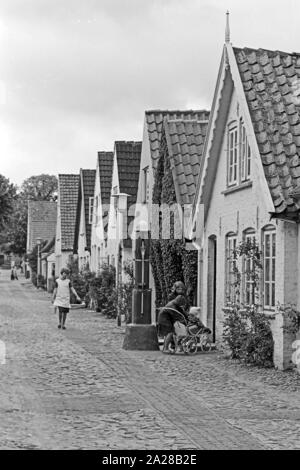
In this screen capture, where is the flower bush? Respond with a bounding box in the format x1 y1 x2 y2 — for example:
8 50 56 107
222 239 274 368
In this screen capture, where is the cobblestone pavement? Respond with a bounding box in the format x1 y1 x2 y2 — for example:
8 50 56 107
0 270 300 450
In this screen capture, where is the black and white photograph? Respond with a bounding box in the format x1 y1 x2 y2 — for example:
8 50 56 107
0 0 300 454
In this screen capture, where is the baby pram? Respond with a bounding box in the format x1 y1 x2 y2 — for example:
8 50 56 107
158 307 212 355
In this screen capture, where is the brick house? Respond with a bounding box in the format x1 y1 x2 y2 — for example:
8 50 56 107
90 151 114 273
133 110 210 321
150 116 209 321
26 200 57 278
73 169 96 271
106 141 141 282
55 174 80 275
26 200 57 253
190 36 300 369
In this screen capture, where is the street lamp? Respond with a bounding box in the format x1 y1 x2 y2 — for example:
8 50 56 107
36 237 42 288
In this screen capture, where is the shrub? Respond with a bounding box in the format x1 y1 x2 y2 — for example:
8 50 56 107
222 238 274 368
223 304 274 367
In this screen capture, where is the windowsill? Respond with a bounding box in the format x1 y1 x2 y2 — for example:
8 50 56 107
263 309 276 319
222 181 252 196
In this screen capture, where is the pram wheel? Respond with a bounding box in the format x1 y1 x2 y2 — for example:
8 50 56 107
200 333 212 352
185 338 198 355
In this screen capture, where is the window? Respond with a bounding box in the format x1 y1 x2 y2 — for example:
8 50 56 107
263 228 276 309
143 166 150 203
227 119 251 187
243 231 256 305
95 196 99 225
226 234 237 302
228 127 238 186
240 120 251 182
88 197 94 224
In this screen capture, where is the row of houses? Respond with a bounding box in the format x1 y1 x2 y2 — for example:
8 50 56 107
27 30 300 369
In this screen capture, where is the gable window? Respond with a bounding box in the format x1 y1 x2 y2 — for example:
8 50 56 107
227 119 251 187
263 227 276 309
88 197 94 224
142 166 150 203
225 233 237 302
240 120 251 182
228 126 238 186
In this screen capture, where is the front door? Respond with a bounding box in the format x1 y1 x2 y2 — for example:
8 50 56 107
207 235 217 342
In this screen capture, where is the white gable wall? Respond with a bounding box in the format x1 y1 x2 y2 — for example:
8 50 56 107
200 82 299 369
78 193 88 270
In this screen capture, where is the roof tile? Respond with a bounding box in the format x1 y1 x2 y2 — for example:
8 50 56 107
234 46 300 214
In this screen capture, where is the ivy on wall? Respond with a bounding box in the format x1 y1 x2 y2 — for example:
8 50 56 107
150 132 198 312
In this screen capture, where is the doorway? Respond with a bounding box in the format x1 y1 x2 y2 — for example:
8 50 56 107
207 235 217 342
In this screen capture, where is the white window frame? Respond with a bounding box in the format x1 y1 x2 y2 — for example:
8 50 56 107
228 126 238 186
88 197 94 224
143 166 150 203
240 120 251 182
263 228 276 310
226 234 237 302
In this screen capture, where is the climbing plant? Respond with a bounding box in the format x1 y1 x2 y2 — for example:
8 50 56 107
222 239 274 367
150 132 198 311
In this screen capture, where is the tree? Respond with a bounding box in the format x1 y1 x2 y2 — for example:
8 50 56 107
0 174 58 255
0 174 17 231
21 174 58 201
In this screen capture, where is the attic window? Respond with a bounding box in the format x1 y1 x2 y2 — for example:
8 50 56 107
227 119 251 188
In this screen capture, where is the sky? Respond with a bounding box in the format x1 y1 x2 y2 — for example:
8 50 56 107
1 0 300 186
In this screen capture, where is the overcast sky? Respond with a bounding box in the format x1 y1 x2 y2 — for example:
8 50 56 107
1 0 300 186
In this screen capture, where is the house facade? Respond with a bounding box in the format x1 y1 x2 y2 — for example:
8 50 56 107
73 169 96 271
191 40 300 369
55 174 80 275
90 151 114 273
107 141 142 283
133 110 209 322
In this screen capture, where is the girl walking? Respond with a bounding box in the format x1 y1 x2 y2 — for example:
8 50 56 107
52 268 81 330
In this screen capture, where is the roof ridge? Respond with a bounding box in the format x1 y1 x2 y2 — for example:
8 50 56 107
233 45 300 57
146 109 209 114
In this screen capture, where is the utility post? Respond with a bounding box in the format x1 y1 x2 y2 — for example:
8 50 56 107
122 230 159 350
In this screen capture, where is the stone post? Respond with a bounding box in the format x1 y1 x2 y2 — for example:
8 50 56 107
122 231 159 350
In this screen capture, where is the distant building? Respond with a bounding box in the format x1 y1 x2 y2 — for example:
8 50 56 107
74 169 96 271
90 151 114 273
107 141 142 282
26 200 57 253
55 174 80 275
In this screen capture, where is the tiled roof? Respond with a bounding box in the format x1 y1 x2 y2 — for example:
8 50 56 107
234 47 300 214
82 169 96 251
145 110 210 171
98 151 114 215
115 141 142 246
163 118 209 205
41 236 55 253
59 174 80 251
27 201 57 252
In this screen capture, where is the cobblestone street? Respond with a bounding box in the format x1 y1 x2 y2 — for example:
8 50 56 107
0 270 300 450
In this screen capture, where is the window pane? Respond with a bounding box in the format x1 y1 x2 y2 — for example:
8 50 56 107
271 283 275 307
272 259 275 282
265 234 270 257
265 259 270 281
272 233 276 257
265 283 270 306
